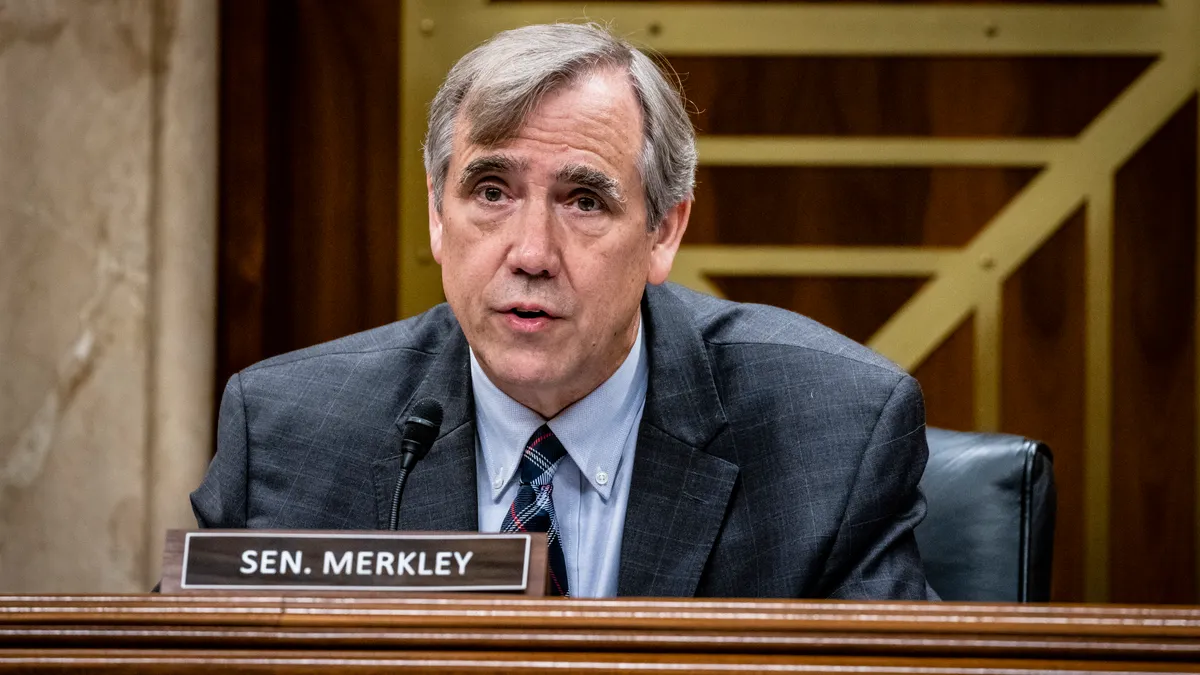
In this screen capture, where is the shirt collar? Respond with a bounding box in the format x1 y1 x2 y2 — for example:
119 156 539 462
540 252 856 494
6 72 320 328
470 314 648 501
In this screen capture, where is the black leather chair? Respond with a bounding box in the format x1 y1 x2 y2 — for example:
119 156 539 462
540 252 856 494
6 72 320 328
915 428 1056 602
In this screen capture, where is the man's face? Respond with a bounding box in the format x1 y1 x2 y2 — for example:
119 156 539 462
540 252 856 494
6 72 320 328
428 67 689 417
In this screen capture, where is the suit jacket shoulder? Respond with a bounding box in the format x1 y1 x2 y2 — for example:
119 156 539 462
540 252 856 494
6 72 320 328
635 284 932 600
191 304 473 530
648 283 915 467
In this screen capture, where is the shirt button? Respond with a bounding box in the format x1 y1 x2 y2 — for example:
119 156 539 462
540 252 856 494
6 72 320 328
596 470 609 486
492 474 504 490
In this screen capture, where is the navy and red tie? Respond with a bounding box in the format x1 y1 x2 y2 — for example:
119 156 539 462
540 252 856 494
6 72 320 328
500 424 570 597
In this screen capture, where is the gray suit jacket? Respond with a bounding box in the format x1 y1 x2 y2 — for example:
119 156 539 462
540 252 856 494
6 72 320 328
193 283 934 599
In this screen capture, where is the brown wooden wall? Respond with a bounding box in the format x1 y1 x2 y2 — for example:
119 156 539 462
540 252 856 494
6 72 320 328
217 0 399 386
678 50 1195 604
218 0 1200 605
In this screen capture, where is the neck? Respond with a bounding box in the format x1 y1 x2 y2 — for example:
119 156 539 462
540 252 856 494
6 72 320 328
509 362 624 419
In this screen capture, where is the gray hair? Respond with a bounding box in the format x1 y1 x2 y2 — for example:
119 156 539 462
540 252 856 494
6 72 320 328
423 22 696 231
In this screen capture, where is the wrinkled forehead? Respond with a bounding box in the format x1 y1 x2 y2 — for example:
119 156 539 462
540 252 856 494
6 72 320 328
449 68 645 180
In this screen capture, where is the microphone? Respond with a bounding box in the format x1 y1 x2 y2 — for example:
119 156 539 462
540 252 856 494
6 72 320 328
388 398 444 530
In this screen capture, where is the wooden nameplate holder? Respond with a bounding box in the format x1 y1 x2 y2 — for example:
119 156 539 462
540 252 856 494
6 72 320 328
160 530 549 596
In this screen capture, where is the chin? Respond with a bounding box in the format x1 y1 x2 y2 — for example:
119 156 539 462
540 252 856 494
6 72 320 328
480 347 569 391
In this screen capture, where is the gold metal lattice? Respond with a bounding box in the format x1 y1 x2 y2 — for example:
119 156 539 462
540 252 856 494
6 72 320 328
399 0 1200 602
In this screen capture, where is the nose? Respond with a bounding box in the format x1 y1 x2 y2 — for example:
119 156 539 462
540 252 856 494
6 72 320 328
506 198 560 278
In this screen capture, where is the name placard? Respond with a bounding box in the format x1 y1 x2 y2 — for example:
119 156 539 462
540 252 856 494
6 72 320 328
160 530 547 595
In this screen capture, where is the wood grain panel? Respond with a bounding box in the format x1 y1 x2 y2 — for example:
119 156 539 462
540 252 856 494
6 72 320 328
690 167 1037 247
263 0 399 355
712 278 927 344
216 0 268 402
1110 97 1198 604
7 595 1200 673
671 57 1151 137
1001 209 1086 603
217 0 399 396
912 319 975 432
3 652 1200 674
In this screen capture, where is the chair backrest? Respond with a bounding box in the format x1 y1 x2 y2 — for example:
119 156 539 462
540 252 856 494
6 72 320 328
915 428 1056 602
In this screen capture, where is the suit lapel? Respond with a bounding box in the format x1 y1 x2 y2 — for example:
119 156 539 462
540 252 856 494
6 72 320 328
618 286 738 597
372 325 478 532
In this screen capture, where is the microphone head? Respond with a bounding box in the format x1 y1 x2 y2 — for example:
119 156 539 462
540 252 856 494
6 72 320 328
401 398 443 459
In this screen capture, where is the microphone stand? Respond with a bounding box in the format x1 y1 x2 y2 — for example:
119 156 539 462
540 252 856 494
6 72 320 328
388 453 420 531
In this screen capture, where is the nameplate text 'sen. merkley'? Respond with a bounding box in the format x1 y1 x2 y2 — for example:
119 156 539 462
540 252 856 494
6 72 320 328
160 530 544 593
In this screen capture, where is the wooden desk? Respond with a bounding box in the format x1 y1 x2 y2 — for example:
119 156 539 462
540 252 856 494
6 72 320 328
2 595 1199 672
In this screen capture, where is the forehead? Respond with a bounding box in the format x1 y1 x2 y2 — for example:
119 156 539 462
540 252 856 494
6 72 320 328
452 68 644 179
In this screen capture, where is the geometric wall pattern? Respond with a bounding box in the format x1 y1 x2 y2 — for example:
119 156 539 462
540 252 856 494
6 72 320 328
399 0 1200 603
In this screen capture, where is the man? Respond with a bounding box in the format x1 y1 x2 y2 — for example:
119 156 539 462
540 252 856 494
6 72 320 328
193 22 935 600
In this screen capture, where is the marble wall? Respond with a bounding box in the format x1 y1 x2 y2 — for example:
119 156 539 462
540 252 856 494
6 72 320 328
0 0 216 592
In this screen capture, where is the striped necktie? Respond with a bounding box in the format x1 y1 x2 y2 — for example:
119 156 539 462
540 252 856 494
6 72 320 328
500 424 570 597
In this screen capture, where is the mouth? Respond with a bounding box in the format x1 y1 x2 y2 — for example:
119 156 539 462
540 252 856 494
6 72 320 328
509 307 549 319
504 303 556 319
499 305 557 332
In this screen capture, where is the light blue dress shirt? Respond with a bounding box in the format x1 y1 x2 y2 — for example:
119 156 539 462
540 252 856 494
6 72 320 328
470 316 647 598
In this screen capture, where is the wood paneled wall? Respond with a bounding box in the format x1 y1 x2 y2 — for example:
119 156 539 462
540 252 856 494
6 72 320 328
673 50 1193 604
217 0 399 387
218 0 1200 605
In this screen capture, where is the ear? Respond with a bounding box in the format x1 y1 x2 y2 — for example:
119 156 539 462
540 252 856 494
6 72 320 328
427 175 444 264
646 198 692 285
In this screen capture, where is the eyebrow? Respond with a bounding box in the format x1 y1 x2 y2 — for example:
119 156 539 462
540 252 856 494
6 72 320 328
458 154 527 188
556 164 626 208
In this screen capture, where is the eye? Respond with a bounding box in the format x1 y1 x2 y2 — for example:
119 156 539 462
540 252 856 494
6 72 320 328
575 195 603 213
482 186 503 202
